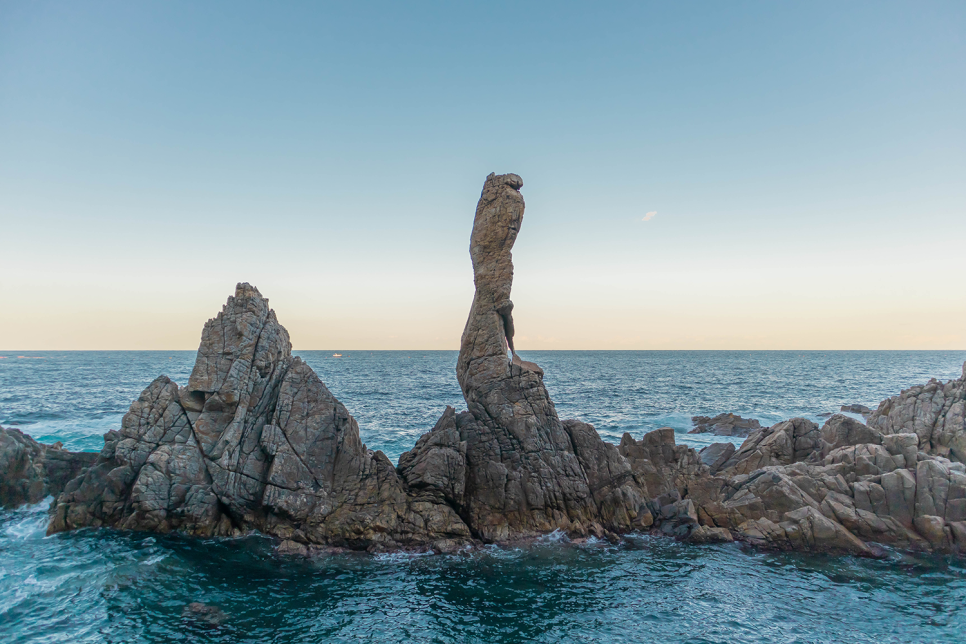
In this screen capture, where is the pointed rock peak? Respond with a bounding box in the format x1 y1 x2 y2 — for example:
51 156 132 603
188 284 292 398
234 281 264 300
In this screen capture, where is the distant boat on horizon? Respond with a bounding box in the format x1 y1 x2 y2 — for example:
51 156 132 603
332 353 342 357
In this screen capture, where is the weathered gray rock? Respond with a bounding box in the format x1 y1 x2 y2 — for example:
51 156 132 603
686 524 734 544
564 419 651 534
397 406 467 509
619 428 710 501
690 413 761 437
48 284 471 552
867 364 966 463
718 418 822 475
35 173 966 559
698 442 736 474
444 172 652 542
689 407 966 554
0 426 46 507
0 426 96 508
819 414 881 457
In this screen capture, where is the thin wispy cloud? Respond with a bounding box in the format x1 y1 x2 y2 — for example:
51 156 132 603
643 211 657 222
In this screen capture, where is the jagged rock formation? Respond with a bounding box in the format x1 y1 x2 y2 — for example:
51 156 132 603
689 413 761 437
48 284 470 552
688 413 966 554
420 172 652 541
4 170 962 559
867 365 966 464
0 426 96 508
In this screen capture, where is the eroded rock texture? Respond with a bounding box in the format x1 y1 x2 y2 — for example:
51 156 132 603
867 366 966 464
441 172 651 541
48 284 470 551
687 412 966 554
0 426 96 508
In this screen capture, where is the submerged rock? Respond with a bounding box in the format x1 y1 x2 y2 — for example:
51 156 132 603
689 413 761 437
181 602 227 627
0 426 96 508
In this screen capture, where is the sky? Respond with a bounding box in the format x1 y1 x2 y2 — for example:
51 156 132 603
1 1 964 350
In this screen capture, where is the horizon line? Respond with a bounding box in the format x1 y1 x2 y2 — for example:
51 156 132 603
2 348 965 353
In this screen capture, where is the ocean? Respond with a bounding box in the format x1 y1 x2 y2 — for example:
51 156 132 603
2 350 965 643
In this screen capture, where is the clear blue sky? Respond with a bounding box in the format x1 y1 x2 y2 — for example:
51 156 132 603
1 1 964 349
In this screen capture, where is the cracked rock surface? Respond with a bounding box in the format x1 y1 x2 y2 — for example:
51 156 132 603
692 409 966 554
689 413 761 437
441 172 652 541
0 426 96 508
867 365 966 464
47 284 470 551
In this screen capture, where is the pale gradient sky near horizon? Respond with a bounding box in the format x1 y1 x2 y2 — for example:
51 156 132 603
1 1 964 350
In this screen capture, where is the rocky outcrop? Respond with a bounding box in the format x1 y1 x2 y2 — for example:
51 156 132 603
0 426 46 507
867 366 966 464
425 172 656 541
45 173 678 548
0 426 96 508
688 412 966 554
30 171 966 559
689 413 761 437
718 418 823 475
48 284 471 552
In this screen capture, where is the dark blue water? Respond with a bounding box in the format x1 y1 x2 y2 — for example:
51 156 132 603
2 350 965 643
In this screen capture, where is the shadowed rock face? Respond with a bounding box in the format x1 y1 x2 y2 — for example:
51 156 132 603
0 427 47 508
0 426 96 508
48 284 470 551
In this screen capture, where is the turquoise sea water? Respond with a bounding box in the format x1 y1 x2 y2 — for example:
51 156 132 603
2 350 966 643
